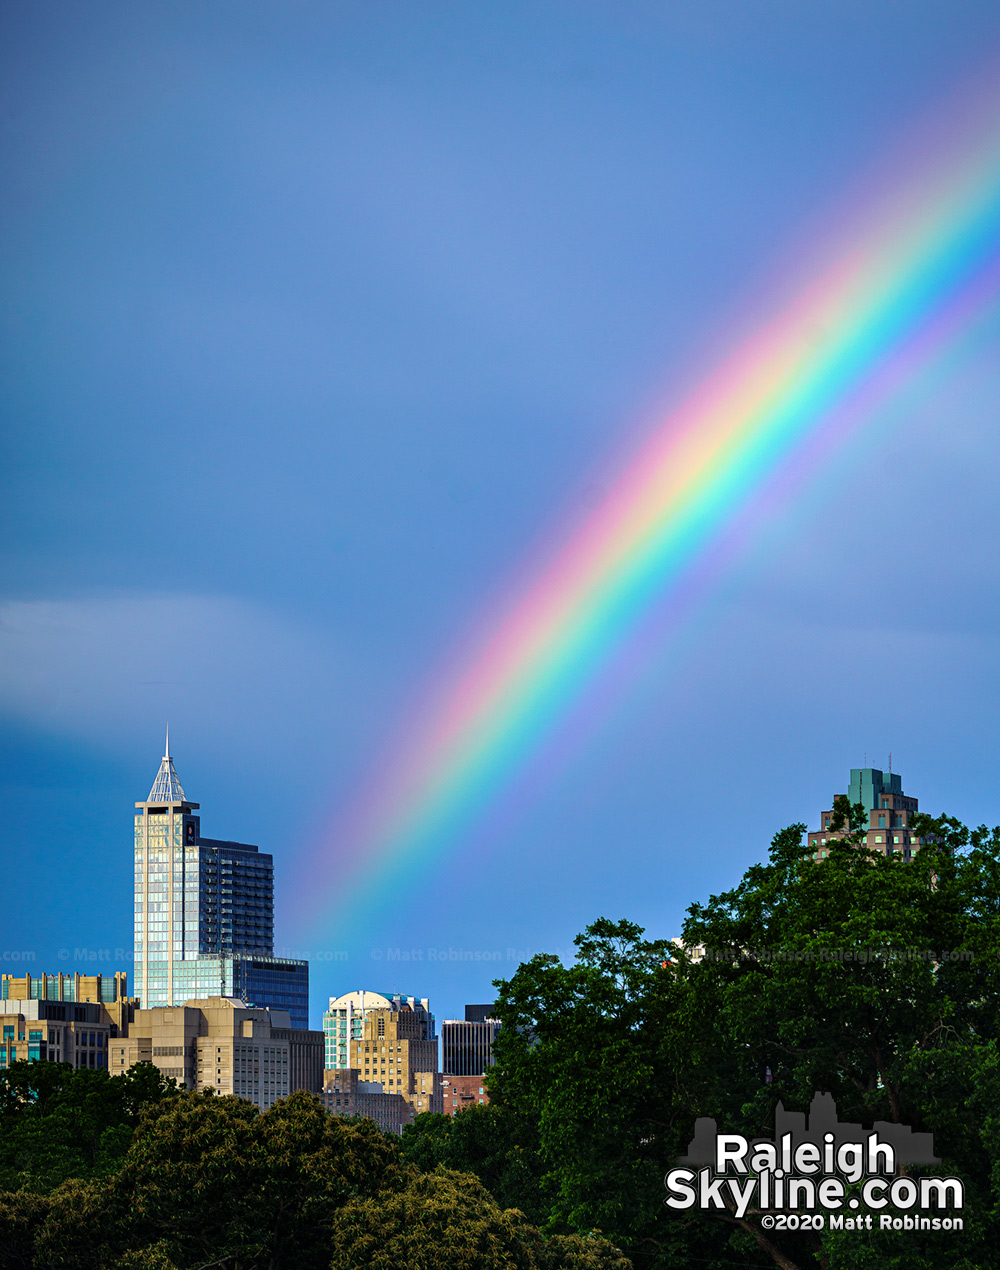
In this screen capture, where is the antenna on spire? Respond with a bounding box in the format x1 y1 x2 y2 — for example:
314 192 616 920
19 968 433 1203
165 724 170 760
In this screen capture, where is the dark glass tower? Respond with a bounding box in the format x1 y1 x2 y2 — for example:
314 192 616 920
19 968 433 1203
133 738 309 1027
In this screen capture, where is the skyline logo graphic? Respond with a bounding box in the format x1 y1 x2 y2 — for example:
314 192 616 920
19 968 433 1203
665 1092 964 1233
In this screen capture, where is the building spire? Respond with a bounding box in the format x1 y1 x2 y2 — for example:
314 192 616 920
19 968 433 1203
147 730 186 803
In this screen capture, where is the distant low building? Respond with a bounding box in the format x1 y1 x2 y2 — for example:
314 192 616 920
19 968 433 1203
321 1068 414 1134
109 996 323 1109
441 1074 489 1117
1 971 138 1070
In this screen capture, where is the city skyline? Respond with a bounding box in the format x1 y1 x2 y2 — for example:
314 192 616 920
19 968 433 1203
3 4 1000 1027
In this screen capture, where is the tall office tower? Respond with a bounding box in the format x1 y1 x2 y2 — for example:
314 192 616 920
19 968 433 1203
133 738 309 1027
808 767 924 862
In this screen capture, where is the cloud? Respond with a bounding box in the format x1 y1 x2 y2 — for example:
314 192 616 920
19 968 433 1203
0 592 369 768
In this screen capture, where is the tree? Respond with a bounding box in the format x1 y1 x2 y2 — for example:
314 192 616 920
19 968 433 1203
401 1104 547 1221
32 1089 405 1270
489 818 1000 1269
0 1060 178 1192
329 1167 631 1270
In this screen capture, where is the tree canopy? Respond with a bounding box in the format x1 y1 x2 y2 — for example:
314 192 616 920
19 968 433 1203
489 814 1000 1269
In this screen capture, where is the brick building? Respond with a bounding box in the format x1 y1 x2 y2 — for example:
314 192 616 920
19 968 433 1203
441 1074 490 1117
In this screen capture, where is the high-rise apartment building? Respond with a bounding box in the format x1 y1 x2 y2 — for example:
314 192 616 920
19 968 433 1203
133 740 309 1027
324 996 442 1115
322 989 434 1070
808 768 925 861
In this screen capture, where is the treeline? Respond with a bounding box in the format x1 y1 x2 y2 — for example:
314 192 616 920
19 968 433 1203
0 1064 628 1269
2 807 999 1269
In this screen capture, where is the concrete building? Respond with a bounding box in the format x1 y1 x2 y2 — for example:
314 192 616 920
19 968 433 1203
441 1074 490 1117
133 737 309 1027
808 768 925 861
322 989 434 1070
109 996 323 1109
321 1068 414 1134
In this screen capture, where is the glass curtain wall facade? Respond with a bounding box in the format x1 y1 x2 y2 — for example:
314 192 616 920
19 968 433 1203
134 746 309 1028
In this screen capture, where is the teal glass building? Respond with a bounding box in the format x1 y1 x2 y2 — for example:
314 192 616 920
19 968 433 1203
133 741 309 1028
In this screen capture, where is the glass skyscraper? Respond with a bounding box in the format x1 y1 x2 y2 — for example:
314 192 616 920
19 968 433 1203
133 740 309 1028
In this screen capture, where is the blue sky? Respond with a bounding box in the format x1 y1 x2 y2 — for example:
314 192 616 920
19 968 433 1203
3 2 1000 1028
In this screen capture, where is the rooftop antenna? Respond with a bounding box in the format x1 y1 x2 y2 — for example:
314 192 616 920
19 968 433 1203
165 723 170 760
889 751 892 774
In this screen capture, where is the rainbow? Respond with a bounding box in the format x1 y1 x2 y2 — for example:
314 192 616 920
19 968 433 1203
294 80 1000 937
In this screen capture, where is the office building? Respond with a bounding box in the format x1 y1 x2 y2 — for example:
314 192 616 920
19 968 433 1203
1 998 111 1069
0 971 138 1070
809 768 925 861
442 1007 499 1077
133 739 309 1027
109 997 323 1109
322 989 434 1070
2 970 128 1006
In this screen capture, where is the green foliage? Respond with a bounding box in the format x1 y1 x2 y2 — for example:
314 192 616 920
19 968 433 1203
400 1110 454 1171
490 919 683 1243
0 1061 178 1192
401 1104 547 1221
329 1167 630 1270
31 1088 404 1270
4 813 999 1270
490 820 1000 1269
0 1189 52 1270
